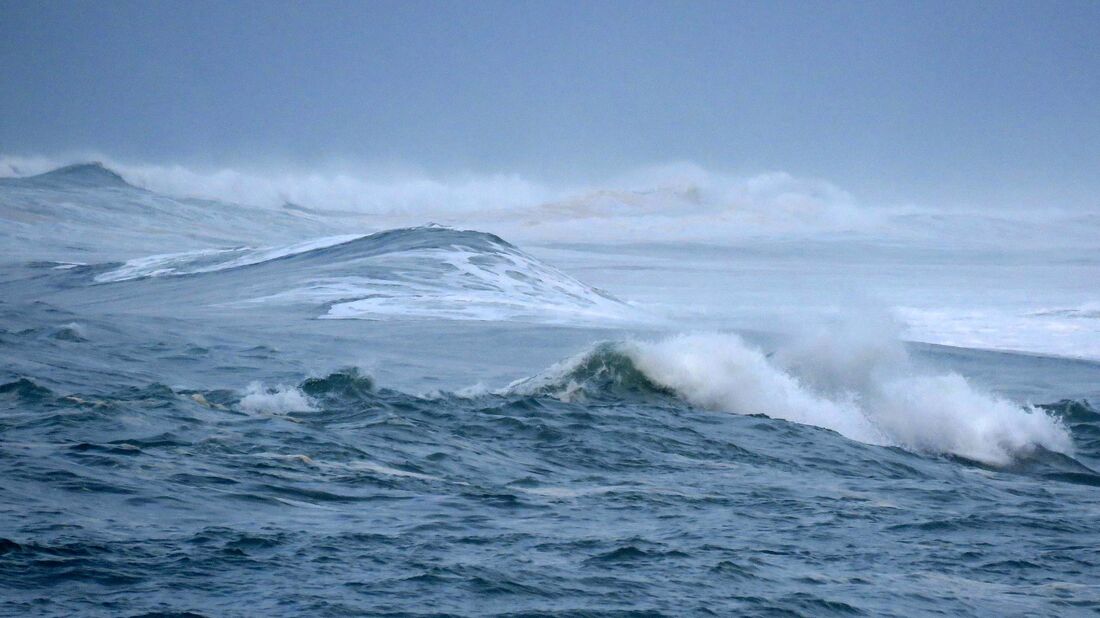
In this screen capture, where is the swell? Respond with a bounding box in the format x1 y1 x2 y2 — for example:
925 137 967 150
79 226 641 325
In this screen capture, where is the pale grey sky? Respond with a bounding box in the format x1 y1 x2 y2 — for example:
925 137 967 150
2 0 1098 209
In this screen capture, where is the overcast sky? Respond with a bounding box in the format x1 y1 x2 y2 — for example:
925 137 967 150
2 0 1097 209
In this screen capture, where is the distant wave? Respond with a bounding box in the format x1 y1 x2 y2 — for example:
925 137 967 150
0 162 645 325
11 162 131 188
0 162 334 261
6 159 1100 251
91 225 646 325
504 332 1074 465
5 160 1098 359
0 158 883 244
7 158 1100 249
1029 302 1100 320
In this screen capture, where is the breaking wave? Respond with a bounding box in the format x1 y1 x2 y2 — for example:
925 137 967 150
229 350 1089 472
505 330 1074 465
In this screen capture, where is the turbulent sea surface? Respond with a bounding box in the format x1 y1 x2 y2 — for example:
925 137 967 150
2 164 1100 616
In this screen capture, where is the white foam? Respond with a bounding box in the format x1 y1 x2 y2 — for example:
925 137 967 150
239 382 317 415
526 325 1073 465
322 244 640 324
94 248 239 283
626 335 890 447
898 305 1100 360
94 234 364 283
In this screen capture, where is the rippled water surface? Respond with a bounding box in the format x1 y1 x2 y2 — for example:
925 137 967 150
3 166 1100 616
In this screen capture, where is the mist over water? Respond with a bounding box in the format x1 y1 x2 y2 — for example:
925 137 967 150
7 154 1099 247
2 161 1099 615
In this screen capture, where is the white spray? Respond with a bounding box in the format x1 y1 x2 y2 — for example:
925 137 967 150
622 317 1072 465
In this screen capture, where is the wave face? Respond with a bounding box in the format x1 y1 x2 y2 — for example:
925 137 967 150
507 333 1074 465
83 225 643 325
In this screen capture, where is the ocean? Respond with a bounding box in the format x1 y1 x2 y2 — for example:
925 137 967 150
1 163 1098 616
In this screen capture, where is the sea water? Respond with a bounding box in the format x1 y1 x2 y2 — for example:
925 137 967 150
1 165 1098 616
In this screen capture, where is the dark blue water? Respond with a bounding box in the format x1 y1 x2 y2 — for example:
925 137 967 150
3 297 1100 616
3 167 1100 616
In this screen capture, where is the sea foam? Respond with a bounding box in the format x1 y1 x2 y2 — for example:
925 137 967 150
511 325 1073 465
239 382 317 415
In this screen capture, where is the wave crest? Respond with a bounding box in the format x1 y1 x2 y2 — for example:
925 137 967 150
502 342 674 403
508 332 1074 465
300 368 376 401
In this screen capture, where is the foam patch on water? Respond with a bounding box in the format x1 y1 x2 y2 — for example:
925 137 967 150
898 306 1100 360
239 382 317 414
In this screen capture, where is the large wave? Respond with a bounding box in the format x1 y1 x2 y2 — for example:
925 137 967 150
5 161 1098 358
505 326 1073 465
85 225 645 325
